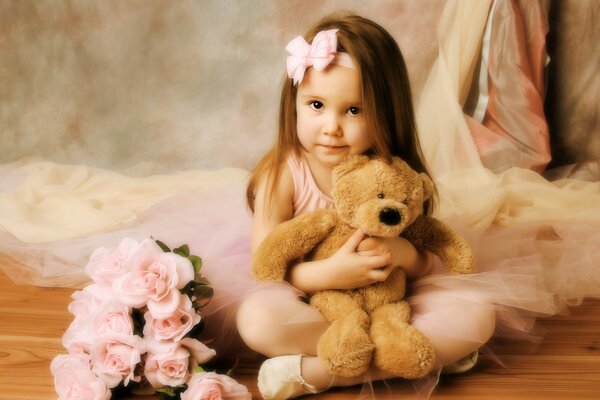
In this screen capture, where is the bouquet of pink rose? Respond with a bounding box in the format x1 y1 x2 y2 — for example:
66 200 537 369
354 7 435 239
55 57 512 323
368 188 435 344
51 237 251 400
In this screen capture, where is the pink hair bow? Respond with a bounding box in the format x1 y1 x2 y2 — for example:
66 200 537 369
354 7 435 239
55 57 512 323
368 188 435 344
286 29 339 85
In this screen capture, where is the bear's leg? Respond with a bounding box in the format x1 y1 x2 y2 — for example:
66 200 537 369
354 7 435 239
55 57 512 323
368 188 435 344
311 291 374 378
361 269 406 313
370 301 436 379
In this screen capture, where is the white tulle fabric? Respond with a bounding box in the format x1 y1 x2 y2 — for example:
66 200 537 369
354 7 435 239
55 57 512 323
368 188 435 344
415 0 489 177
0 0 599 379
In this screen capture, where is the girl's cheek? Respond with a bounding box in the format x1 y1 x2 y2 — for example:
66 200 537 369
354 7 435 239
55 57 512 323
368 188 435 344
296 109 310 128
298 114 319 135
345 121 367 141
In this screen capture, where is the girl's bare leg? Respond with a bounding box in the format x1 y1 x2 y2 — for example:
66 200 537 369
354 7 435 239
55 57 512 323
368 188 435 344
410 290 497 368
236 287 328 357
236 287 496 390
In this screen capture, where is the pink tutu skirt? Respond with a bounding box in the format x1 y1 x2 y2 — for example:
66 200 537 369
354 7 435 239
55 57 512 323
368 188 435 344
1 164 599 370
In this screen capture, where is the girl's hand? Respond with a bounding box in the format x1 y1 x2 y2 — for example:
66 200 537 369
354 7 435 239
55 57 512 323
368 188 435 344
323 229 395 290
357 235 433 279
287 230 433 294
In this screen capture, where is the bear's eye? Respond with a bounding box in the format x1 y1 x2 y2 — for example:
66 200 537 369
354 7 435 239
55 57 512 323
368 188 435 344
377 193 385 199
402 199 409 205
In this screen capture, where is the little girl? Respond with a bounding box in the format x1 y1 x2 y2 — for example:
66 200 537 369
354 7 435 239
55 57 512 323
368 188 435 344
237 13 495 399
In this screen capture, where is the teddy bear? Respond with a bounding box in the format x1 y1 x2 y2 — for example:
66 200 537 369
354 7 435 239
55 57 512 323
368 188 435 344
252 155 476 379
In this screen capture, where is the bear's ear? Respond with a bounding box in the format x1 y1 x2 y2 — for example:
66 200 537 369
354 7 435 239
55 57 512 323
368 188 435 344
390 157 409 172
419 173 434 200
333 154 370 180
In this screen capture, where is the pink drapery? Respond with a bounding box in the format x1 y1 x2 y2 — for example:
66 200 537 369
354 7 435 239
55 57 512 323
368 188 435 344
467 0 551 173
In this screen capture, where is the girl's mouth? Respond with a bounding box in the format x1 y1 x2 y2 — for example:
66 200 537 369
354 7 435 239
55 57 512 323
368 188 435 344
320 144 346 151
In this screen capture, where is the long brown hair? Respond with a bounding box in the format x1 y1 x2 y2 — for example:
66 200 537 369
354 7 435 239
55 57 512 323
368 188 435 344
246 12 435 214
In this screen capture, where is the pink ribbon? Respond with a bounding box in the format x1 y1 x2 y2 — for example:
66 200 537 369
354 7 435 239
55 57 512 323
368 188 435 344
286 29 339 85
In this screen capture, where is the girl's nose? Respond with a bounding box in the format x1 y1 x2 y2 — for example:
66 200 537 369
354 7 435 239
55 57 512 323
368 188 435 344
323 113 343 136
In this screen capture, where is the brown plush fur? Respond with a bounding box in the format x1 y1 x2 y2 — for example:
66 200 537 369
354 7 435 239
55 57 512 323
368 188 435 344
252 155 476 378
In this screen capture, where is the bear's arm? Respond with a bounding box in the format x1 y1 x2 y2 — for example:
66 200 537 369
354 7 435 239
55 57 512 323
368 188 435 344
252 209 338 281
402 215 476 275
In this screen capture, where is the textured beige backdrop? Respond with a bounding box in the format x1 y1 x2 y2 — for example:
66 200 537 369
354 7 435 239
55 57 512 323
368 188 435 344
2 1 599 173
0 0 445 173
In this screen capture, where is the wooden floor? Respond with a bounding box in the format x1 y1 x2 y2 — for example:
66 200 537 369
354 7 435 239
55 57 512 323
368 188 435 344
0 270 599 400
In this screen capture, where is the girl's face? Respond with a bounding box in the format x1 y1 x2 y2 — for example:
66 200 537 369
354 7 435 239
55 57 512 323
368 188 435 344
295 64 371 169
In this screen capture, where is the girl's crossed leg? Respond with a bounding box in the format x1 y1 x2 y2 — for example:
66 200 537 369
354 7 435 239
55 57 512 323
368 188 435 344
236 285 496 397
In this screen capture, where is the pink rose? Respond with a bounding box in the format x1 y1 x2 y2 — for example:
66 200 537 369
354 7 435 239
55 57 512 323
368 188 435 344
63 322 95 355
64 288 126 354
95 306 134 337
67 285 107 327
144 341 191 389
85 238 139 286
182 372 251 400
143 294 200 342
112 239 194 318
51 354 111 400
68 289 99 322
91 334 146 388
184 382 221 400
179 338 216 366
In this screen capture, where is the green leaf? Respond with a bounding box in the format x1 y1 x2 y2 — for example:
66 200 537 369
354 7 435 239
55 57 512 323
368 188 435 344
194 285 214 308
180 281 195 297
174 244 190 257
189 255 203 273
194 365 205 373
155 240 171 253
156 387 176 397
156 385 188 398
225 357 240 376
195 276 211 286
195 285 214 299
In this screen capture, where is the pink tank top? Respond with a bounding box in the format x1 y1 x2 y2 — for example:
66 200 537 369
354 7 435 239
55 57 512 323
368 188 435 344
287 154 335 217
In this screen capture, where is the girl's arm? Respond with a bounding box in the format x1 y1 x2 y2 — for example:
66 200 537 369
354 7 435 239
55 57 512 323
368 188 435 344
251 166 294 253
357 236 434 280
289 233 432 293
288 229 394 293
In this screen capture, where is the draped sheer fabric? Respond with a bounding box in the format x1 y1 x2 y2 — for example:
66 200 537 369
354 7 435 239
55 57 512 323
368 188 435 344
467 0 551 172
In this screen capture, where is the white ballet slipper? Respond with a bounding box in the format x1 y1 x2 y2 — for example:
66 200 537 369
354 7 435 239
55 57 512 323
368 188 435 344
257 354 323 399
441 350 479 375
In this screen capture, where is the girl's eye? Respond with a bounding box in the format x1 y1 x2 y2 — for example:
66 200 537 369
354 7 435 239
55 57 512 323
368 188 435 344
348 106 360 116
309 101 323 110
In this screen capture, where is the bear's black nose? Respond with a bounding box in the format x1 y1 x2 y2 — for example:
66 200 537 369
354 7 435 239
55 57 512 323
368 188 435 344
379 208 401 226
